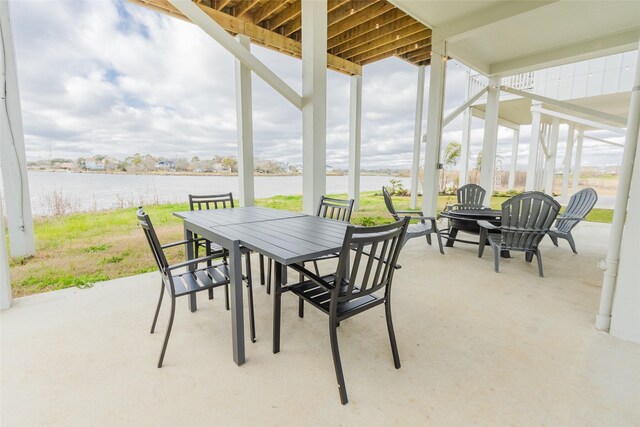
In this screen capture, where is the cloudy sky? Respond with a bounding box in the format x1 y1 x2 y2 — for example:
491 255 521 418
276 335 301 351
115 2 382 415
9 0 628 170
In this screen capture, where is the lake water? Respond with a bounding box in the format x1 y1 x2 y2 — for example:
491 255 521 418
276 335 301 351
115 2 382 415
26 172 410 216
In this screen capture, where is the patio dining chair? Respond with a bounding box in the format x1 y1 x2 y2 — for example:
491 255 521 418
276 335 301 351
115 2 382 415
382 186 444 254
189 193 255 315
279 217 410 404
477 192 560 277
136 207 256 367
547 187 597 253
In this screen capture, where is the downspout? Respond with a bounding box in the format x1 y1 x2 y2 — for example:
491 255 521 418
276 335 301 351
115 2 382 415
596 44 640 331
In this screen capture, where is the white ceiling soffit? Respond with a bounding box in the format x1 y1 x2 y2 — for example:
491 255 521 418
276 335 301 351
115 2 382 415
389 0 640 77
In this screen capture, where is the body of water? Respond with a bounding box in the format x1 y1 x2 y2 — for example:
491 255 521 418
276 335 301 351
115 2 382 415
27 172 410 216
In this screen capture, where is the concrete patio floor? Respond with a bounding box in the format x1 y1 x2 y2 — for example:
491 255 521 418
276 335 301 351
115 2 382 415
2 222 639 426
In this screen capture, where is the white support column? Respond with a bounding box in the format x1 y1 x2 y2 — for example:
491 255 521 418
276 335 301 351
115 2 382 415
544 117 560 195
507 127 520 191
561 123 575 203
235 34 254 207
573 129 584 193
479 75 501 206
348 74 362 210
0 192 11 310
421 34 446 217
410 65 426 209
0 1 35 258
459 108 472 188
598 43 640 337
526 107 542 191
301 0 327 214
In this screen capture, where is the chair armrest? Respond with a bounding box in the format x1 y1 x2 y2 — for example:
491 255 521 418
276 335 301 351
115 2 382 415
288 263 334 291
161 237 208 249
412 215 437 221
557 216 584 222
477 220 499 230
396 209 424 216
166 253 223 271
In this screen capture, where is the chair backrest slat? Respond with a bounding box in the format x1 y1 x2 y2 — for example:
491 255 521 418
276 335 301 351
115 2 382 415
189 193 235 211
457 184 486 209
137 207 172 291
316 196 354 222
500 192 560 251
335 218 409 303
382 187 400 221
557 188 597 233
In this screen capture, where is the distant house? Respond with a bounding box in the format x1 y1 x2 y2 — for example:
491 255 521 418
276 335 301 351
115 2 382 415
326 165 335 173
155 160 174 170
84 160 104 171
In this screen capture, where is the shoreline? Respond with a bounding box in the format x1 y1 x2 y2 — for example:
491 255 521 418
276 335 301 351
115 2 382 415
26 169 408 178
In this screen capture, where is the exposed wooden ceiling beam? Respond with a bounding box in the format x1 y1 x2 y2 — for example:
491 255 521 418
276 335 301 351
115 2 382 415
331 18 421 56
216 0 232 11
340 23 427 59
327 8 405 50
234 0 261 18
268 1 301 30
328 1 395 39
279 0 348 37
253 0 288 25
358 34 431 65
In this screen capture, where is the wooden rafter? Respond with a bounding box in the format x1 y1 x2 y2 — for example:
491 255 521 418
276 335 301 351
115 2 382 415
268 1 301 30
359 34 431 65
331 17 420 56
348 30 430 62
253 0 288 25
234 0 260 18
328 1 394 39
216 0 231 10
279 0 347 37
327 8 405 50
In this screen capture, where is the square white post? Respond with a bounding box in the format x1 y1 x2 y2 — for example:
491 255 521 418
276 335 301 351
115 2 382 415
235 34 254 207
459 108 472 188
0 1 35 258
544 117 560 195
561 123 575 203
526 107 542 191
410 65 426 209
348 74 362 210
421 34 446 217
301 0 327 214
0 191 11 310
507 127 520 191
479 75 501 206
572 129 584 193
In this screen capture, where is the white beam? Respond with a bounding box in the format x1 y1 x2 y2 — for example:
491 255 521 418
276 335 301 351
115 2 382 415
490 29 640 77
508 127 520 191
168 0 303 109
301 0 327 214
560 124 575 203
421 35 446 217
471 107 520 130
0 1 35 258
572 129 584 194
544 117 560 195
479 75 501 206
438 1 556 41
235 34 254 207
348 74 362 211
0 190 11 310
526 107 542 191
459 107 472 187
531 106 626 135
582 134 624 147
442 85 488 128
598 43 640 336
502 86 627 126
410 65 425 210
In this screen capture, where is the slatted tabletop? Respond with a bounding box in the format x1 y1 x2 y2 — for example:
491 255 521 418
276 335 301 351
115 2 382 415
174 207 351 366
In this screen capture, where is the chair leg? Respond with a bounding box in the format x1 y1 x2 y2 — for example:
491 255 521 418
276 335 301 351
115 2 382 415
313 260 320 276
298 262 304 318
433 222 445 255
245 254 256 343
150 280 164 334
266 258 272 295
224 285 230 311
549 234 559 247
536 249 544 277
158 296 176 368
478 229 487 258
329 316 348 405
259 254 265 285
384 298 401 369
426 234 432 245
566 233 578 254
493 245 500 273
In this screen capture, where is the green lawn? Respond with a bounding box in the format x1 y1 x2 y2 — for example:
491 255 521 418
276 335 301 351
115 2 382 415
8 191 613 297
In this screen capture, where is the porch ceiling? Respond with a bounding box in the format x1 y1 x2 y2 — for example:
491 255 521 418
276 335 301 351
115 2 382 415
128 0 434 75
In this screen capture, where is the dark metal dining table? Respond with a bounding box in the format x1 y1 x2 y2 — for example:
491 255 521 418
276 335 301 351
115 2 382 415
174 206 350 366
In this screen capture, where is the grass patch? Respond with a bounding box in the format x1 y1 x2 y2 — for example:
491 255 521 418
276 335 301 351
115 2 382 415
8 191 613 297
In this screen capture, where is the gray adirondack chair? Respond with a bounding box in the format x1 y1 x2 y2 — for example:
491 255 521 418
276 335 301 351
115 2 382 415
548 187 598 253
450 183 486 210
383 186 444 254
478 192 560 277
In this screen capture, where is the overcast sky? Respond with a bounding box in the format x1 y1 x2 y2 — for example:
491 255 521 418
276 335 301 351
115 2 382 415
10 0 627 170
